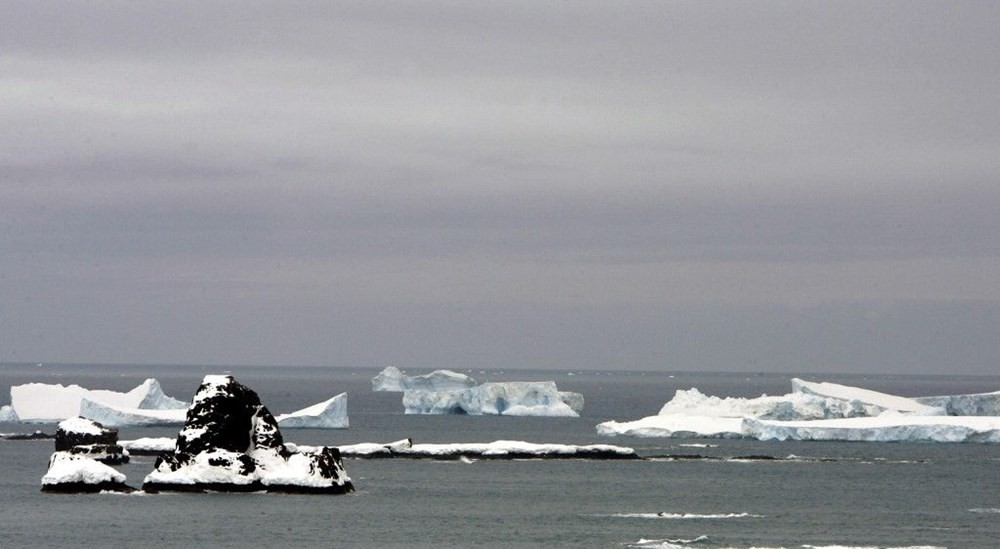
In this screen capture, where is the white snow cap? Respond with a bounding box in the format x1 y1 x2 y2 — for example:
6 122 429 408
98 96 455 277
41 452 126 486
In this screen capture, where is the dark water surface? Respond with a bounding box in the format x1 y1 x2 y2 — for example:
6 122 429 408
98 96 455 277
1 364 998 548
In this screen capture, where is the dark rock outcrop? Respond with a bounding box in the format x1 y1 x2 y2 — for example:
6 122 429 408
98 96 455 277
55 417 118 451
142 375 353 494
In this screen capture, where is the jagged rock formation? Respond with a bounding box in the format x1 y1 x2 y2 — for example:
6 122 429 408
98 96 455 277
142 375 353 494
55 417 128 465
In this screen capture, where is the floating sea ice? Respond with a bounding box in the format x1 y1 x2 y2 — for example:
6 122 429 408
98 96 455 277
371 366 477 392
742 414 1000 443
791 378 944 415
10 378 187 423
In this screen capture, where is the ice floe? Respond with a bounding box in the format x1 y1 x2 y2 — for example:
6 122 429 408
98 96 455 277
743 414 1000 443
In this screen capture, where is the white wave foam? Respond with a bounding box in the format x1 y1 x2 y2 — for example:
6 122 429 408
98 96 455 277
969 507 1000 514
606 511 762 519
627 535 708 548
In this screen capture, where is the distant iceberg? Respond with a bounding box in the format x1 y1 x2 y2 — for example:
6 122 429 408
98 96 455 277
0 405 18 423
275 393 349 429
9 378 187 423
598 378 999 443
371 366 477 392
82 393 350 429
403 381 583 417
289 438 638 460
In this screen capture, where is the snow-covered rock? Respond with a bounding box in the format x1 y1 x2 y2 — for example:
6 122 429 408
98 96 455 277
742 415 1000 443
142 375 353 494
10 378 187 423
913 391 1000 416
791 378 944 415
41 452 132 493
372 366 477 392
275 393 349 429
55 416 128 464
80 398 188 427
0 405 18 423
403 381 581 417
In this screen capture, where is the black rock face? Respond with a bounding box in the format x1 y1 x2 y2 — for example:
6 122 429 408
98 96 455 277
54 418 118 452
176 376 264 455
67 443 130 465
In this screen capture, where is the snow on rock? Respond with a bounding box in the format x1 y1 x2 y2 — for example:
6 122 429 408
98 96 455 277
292 438 637 459
913 391 1000 416
371 366 478 392
55 417 117 450
55 416 128 464
80 398 188 427
275 393 349 429
142 375 353 494
791 378 944 415
742 415 1000 443
0 405 18 423
10 378 187 423
403 381 581 417
41 451 132 493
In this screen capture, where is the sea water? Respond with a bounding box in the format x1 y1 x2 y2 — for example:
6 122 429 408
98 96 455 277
0 364 998 548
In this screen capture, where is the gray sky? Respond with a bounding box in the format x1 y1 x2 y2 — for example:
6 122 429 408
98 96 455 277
2 1 998 374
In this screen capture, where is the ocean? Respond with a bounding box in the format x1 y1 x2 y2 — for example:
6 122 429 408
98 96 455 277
1 363 997 548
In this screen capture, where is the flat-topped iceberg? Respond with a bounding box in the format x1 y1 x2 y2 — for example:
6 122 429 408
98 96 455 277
10 378 187 423
743 415 1000 443
79 393 349 429
598 378 999 443
274 393 348 429
403 381 583 417
372 366 477 392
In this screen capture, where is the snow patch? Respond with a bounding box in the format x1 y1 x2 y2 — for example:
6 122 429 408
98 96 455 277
41 451 126 486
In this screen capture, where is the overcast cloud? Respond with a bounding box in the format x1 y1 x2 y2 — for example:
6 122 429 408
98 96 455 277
2 1 998 374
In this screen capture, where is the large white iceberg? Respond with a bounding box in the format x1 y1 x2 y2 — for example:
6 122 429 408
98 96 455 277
371 366 477 392
10 378 187 423
290 438 638 459
743 415 1000 443
403 381 582 417
598 379 998 443
275 393 349 429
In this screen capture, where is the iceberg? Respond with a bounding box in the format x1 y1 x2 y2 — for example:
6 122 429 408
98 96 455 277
275 393 349 429
913 391 1000 416
403 381 582 417
791 378 943 415
80 398 188 427
371 366 477 392
10 378 187 423
598 378 999 443
743 415 1000 443
120 437 176 455
0 405 18 423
